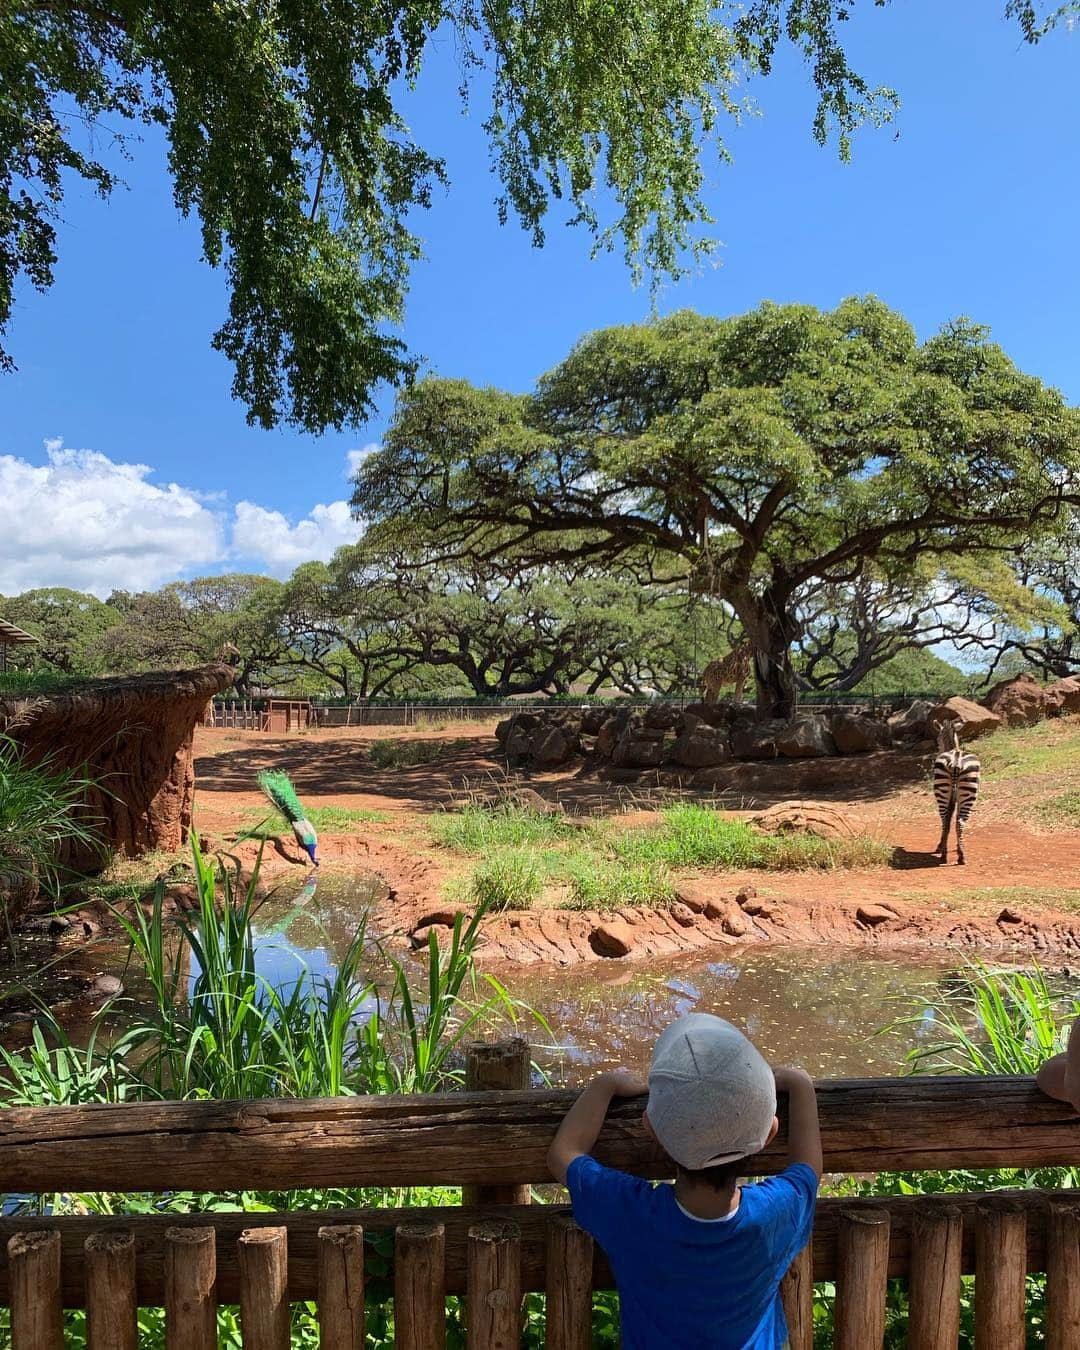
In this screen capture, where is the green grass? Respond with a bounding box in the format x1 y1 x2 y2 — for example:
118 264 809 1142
978 718 1080 784
436 802 889 913
900 884 1080 914
432 803 582 852
470 850 543 911
0 669 89 696
1042 788 1080 828
368 737 470 769
240 804 386 839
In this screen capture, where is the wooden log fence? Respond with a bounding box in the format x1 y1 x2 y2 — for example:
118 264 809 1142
1 1062 1080 1344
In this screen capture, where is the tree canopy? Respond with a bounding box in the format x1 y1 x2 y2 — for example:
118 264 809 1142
353 297 1080 718
4 2 1070 429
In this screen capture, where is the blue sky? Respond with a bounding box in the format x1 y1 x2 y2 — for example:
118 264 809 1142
1 0 1077 596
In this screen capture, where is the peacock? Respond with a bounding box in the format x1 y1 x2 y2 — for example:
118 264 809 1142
257 769 318 866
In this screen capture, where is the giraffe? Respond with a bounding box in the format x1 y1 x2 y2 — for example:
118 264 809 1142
700 642 752 705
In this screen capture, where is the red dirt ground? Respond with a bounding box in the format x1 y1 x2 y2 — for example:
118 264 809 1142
191 723 1080 965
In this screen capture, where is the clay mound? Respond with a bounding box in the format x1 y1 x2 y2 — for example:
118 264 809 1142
749 801 859 842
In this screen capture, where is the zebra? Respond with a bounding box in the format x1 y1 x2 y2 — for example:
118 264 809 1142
932 718 981 865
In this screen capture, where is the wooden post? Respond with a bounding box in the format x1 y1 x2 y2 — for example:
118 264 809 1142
975 1200 1027 1349
908 1204 963 1350
467 1221 522 1350
1045 1196 1080 1350
165 1226 217 1350
7 1229 63 1350
395 1222 446 1350
544 1215 592 1350
317 1224 365 1350
834 1207 890 1350
238 1226 290 1349
463 1038 532 1207
779 1244 813 1350
85 1229 138 1350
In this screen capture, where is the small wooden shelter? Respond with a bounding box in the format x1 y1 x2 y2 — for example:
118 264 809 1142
265 698 312 733
0 619 39 672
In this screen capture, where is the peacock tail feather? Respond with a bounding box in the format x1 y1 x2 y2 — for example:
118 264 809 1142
257 770 306 824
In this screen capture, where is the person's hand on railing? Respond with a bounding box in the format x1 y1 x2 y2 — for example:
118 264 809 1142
773 1065 823 1179
1036 1019 1080 1113
546 1070 648 1184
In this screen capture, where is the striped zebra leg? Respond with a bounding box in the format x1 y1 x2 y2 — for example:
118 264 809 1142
935 794 955 862
953 755 981 866
932 756 957 862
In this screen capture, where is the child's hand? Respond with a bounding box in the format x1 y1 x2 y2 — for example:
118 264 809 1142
773 1065 812 1091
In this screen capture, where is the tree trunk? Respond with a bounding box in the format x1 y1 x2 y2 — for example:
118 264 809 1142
739 597 798 721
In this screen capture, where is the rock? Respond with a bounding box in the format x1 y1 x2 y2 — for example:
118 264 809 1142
731 720 786 760
720 906 753 937
669 902 697 928
998 907 1024 925
589 920 637 958
1044 677 1080 717
530 723 579 767
502 728 531 763
90 974 123 998
580 707 608 735
703 897 729 921
594 713 630 759
674 885 708 914
888 699 936 742
750 801 860 842
929 696 1002 740
831 712 891 755
413 908 462 930
611 732 666 769
498 787 564 815
735 886 757 906
679 701 732 729
983 673 1047 727
670 714 731 769
494 717 513 743
775 716 836 759
644 703 681 731
856 903 898 926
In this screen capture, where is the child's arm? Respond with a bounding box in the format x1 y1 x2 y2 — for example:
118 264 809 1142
774 1066 822 1178
1036 1019 1080 1111
547 1070 647 1185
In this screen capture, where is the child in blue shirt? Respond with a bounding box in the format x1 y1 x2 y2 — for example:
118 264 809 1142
547 1012 821 1349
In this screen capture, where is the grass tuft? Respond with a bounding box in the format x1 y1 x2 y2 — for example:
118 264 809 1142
368 738 469 770
470 851 543 911
433 804 581 853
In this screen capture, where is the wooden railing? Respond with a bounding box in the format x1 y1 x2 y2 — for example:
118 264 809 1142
1 1055 1079 1347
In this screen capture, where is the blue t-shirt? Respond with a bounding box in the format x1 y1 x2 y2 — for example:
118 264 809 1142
566 1156 817 1350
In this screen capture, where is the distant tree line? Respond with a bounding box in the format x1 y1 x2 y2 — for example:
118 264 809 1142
4 526 1076 702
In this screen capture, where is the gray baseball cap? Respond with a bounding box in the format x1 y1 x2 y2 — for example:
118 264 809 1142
646 1013 777 1169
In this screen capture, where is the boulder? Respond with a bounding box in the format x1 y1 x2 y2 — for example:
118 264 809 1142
679 701 732 729
580 707 608 735
888 699 936 742
719 906 753 937
644 703 681 731
1044 676 1080 717
669 902 697 928
589 920 637 958
530 723 580 767
929 696 1002 740
670 714 731 769
856 902 899 927
611 732 666 769
830 712 891 755
594 713 630 759
983 673 1047 727
775 715 836 759
750 801 859 842
731 719 786 760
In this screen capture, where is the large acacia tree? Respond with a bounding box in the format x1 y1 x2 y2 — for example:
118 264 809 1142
4 3 1072 429
353 298 1080 719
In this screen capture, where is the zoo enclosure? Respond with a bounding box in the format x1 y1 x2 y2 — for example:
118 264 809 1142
1 1054 1079 1349
204 691 938 732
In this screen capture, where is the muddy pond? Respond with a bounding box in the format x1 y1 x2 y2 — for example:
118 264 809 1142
0 870 1011 1082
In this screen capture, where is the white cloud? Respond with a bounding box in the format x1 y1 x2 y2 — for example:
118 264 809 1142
344 442 379 479
231 499 363 576
0 444 226 597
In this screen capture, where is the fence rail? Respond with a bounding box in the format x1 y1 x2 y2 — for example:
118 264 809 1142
2 1066 1079 1346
